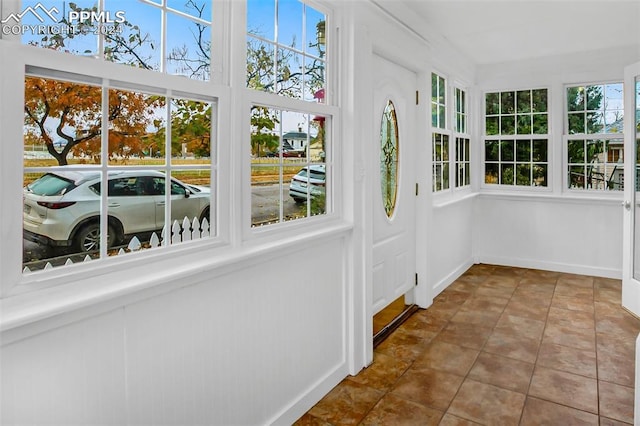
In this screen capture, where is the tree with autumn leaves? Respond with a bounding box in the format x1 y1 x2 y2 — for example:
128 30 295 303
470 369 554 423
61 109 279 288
24 77 164 165
24 1 325 165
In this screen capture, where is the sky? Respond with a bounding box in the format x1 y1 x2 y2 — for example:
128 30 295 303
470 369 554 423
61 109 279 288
15 0 326 150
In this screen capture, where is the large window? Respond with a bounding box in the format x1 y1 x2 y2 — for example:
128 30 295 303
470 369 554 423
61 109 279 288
432 133 449 191
247 0 325 102
22 72 216 273
432 72 449 192
566 83 624 191
15 0 212 81
454 87 470 188
250 107 327 226
484 89 549 187
247 0 332 228
432 76 471 192
432 73 446 129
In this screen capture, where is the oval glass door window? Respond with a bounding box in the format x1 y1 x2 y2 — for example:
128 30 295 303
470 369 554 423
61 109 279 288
380 100 399 218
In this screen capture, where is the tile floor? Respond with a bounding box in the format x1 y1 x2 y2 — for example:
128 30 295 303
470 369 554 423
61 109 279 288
294 264 640 425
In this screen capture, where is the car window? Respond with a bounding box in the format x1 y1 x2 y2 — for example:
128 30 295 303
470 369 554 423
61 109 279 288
93 177 159 196
309 170 325 180
297 168 325 180
171 180 187 195
27 173 77 196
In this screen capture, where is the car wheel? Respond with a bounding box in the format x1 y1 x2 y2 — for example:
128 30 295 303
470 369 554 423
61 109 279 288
199 207 210 224
199 207 211 233
292 197 306 204
75 223 115 253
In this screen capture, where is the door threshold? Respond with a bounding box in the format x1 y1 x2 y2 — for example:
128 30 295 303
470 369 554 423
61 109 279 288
373 304 419 348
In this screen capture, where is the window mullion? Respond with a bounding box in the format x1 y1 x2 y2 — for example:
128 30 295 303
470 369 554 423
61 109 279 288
101 80 109 260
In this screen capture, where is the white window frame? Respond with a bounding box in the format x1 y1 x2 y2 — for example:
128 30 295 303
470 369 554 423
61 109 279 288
431 71 452 194
481 87 552 191
453 86 471 189
563 81 625 196
430 73 473 197
432 131 451 192
1 38 231 297
242 0 340 238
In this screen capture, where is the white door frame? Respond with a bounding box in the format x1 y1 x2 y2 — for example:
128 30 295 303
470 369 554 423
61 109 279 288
622 61 640 318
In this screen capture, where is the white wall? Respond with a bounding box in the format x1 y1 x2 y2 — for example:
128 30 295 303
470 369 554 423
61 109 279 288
475 195 623 278
1 237 350 425
429 197 476 295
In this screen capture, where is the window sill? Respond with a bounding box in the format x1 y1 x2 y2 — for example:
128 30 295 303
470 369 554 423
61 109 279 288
1 219 353 341
432 191 477 209
478 190 624 205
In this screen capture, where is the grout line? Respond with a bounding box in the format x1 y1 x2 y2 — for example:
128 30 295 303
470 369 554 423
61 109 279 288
592 276 601 420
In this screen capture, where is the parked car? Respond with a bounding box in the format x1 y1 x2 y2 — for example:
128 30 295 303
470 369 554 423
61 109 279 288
23 169 211 253
289 165 326 203
266 148 306 158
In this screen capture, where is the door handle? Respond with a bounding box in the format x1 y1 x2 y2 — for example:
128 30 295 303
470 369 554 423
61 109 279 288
622 200 631 210
157 201 165 206
108 203 120 208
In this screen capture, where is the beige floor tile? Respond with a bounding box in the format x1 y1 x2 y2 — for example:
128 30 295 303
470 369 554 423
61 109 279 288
434 322 493 350
412 340 479 376
467 352 534 393
375 327 431 362
542 322 596 351
307 380 384 425
438 414 483 425
502 298 550 321
494 313 545 340
391 367 464 411
482 329 541 363
551 293 595 313
597 349 636 387
536 342 597 378
347 351 412 391
599 381 635 424
528 366 598 413
546 306 595 329
359 393 443 426
447 379 526 426
520 397 598 426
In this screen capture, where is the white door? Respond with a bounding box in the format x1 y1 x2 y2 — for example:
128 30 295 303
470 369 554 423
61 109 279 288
622 62 640 318
372 55 417 315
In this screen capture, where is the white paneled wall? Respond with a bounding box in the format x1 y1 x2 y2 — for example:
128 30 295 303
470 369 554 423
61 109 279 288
1 237 349 425
1 310 127 425
428 197 476 296
475 195 622 278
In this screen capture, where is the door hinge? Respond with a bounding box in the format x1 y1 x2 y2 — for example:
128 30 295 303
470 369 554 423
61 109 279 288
416 90 419 105
415 273 418 286
415 183 419 196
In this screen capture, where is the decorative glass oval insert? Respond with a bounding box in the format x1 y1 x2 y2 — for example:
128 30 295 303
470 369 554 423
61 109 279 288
380 100 399 218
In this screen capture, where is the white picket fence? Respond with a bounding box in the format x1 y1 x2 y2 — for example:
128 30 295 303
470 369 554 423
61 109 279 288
23 216 210 273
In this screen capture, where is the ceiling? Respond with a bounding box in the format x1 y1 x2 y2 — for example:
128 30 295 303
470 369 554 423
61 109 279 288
394 0 640 65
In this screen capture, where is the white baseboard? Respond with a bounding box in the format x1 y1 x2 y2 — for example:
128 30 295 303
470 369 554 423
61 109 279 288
431 258 476 298
477 255 622 279
268 362 349 425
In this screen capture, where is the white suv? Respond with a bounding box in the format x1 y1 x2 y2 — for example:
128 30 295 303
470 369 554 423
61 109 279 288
23 169 211 253
288 164 326 203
